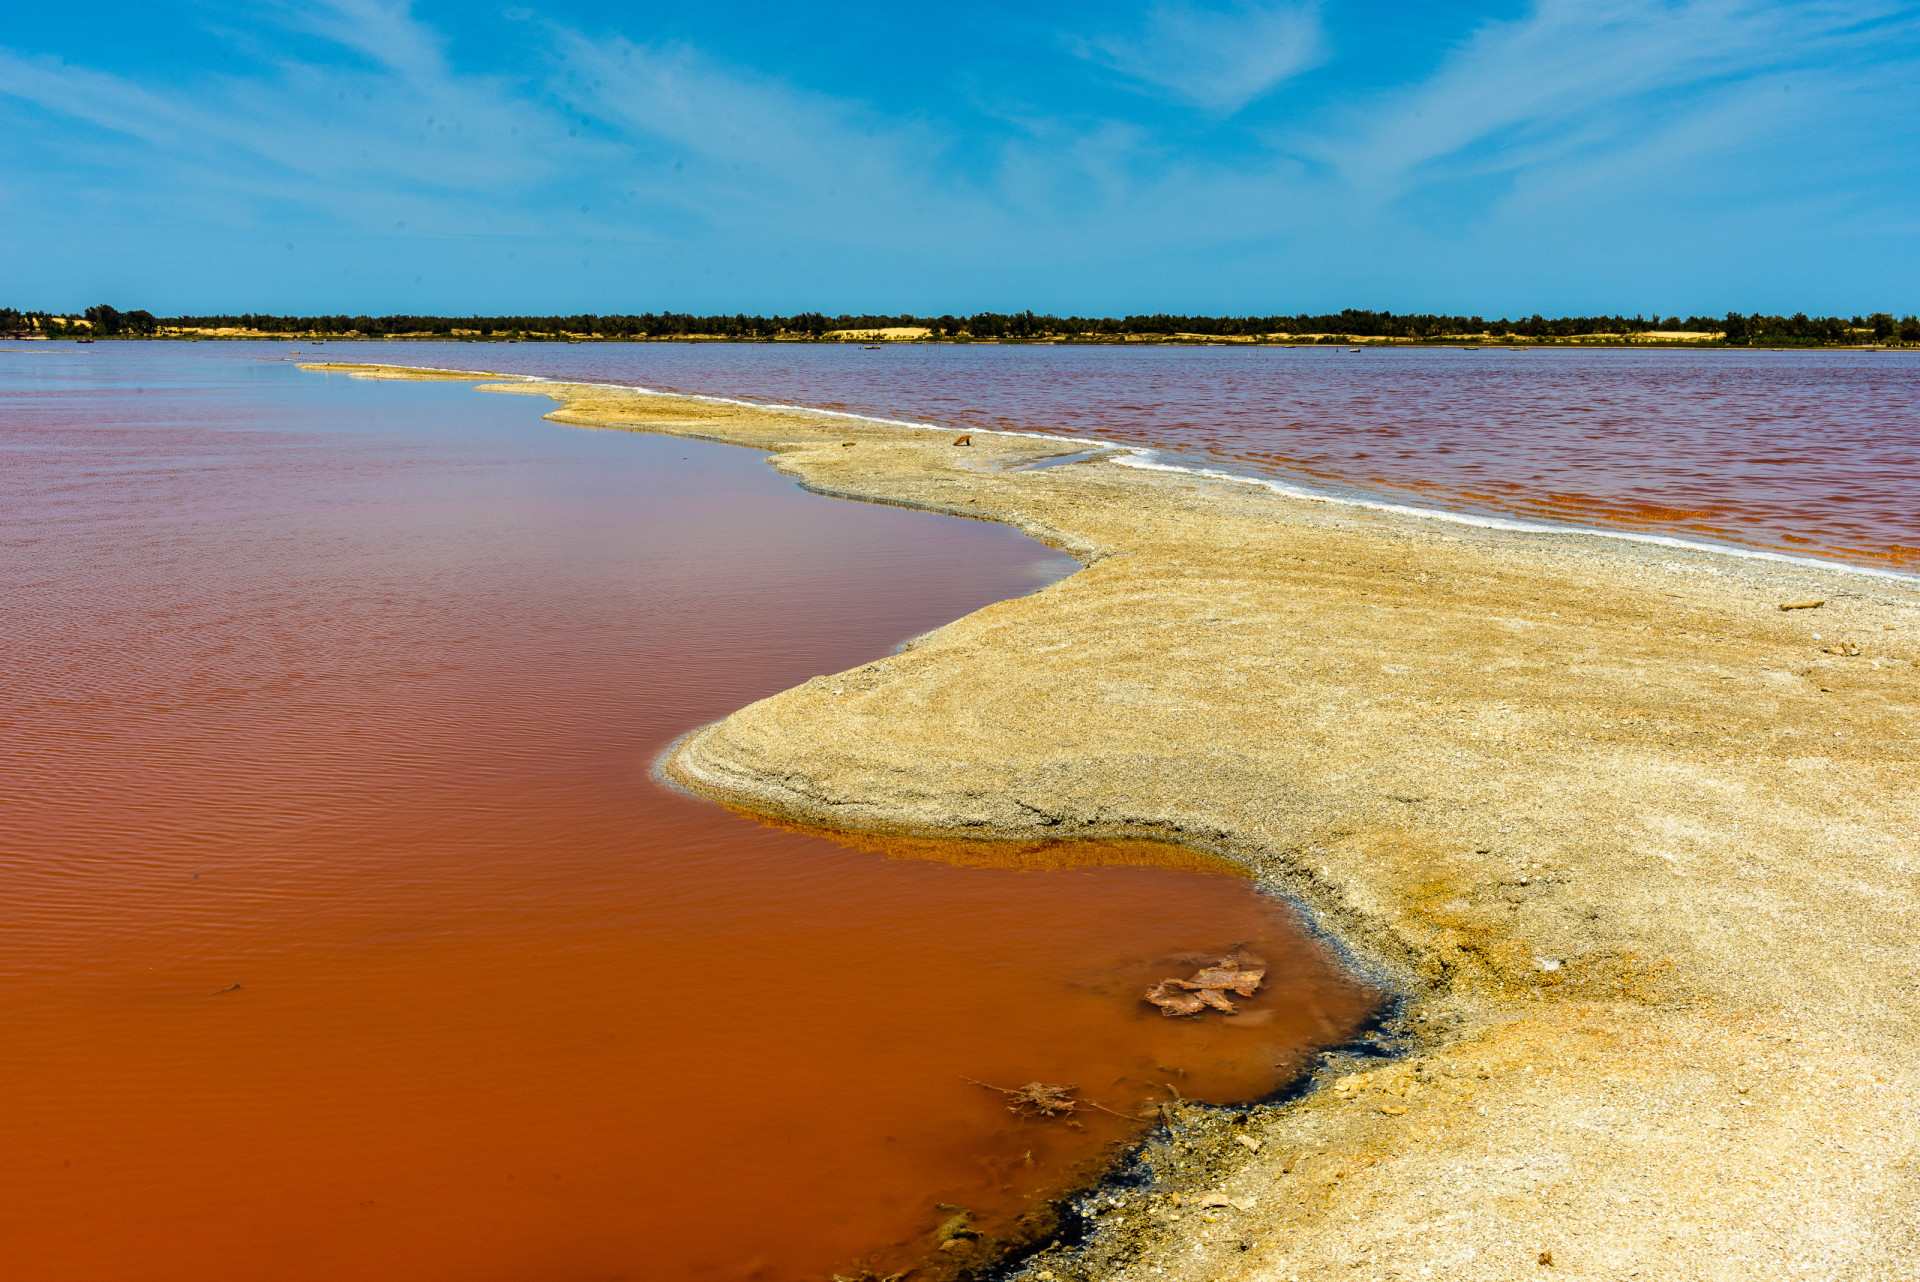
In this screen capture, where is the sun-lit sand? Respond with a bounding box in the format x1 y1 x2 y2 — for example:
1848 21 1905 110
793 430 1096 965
823 325 935 341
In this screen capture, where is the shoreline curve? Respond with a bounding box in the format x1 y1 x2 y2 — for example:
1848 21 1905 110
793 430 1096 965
302 362 1920 1282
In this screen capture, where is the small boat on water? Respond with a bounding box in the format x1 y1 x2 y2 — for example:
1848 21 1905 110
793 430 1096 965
862 344 881 350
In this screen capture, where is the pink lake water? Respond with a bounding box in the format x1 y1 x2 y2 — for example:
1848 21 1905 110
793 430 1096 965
311 339 1918 574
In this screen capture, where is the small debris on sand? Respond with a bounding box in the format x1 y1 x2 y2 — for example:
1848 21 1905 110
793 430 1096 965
953 434 972 446
1144 949 1266 1016
1779 599 1826 610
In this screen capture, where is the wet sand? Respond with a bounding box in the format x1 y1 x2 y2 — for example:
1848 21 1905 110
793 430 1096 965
308 364 1920 1281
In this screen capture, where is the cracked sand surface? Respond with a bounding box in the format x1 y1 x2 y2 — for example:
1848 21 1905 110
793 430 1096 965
306 365 1920 1281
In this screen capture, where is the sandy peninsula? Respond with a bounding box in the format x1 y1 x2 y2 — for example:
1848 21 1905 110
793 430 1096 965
305 363 1920 1282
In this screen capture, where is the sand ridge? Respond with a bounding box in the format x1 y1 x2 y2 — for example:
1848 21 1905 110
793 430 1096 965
304 363 1920 1281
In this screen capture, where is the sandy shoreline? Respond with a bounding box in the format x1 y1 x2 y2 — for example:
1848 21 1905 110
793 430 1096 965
305 363 1920 1281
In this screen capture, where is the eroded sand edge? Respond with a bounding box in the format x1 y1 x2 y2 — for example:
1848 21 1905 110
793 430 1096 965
305 364 1920 1281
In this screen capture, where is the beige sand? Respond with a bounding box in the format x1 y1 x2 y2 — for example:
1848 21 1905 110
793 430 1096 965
305 363 1920 1281
823 325 935 341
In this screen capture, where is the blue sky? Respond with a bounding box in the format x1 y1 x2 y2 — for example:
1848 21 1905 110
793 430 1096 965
3 1 1917 316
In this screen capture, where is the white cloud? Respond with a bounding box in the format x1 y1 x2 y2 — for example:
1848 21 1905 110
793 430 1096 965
0 5 591 237
556 35 959 227
1313 0 1920 200
1072 0 1326 115
265 0 448 77
552 34 1029 247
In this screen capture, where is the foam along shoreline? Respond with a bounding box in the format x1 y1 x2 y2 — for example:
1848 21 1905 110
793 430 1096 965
303 362 1920 1281
1107 452 1920 585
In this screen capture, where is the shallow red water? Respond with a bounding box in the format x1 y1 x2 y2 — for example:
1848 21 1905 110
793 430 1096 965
341 340 1920 573
0 349 1377 1280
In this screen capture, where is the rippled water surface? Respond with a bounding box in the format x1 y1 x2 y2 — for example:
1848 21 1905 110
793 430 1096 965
1 345 1379 1281
314 339 1918 573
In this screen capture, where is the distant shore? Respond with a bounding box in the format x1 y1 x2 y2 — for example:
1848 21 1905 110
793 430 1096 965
15 330 1920 350
304 360 1920 1281
12 301 1918 348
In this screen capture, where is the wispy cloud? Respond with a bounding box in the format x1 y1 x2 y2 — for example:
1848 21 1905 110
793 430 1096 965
1314 0 1920 200
1071 0 1326 115
0 5 594 237
265 0 449 77
554 33 978 238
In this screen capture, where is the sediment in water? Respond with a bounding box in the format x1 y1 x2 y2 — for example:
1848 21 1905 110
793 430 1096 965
303 363 1920 1281
693 817 1404 1281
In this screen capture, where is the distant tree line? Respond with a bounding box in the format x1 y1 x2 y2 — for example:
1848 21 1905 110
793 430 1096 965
1720 311 1917 344
4 304 1917 344
0 304 164 336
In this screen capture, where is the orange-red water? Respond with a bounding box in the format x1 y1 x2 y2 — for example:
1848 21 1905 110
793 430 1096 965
0 348 1378 1281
